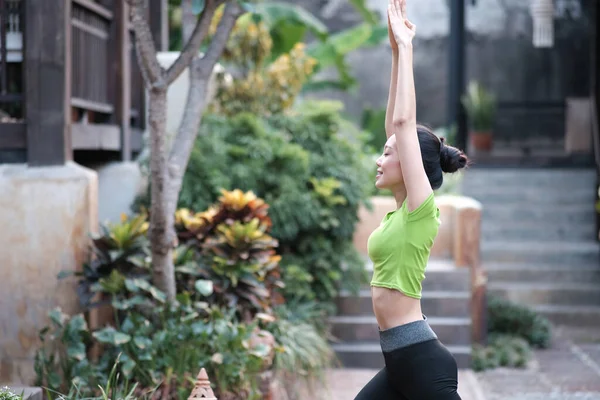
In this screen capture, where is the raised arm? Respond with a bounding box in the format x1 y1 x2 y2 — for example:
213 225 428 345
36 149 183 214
388 0 432 212
385 15 399 138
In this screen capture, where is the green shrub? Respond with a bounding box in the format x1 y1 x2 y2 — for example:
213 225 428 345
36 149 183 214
472 296 552 372
0 388 23 400
472 334 531 372
487 295 552 349
38 192 334 399
138 102 373 305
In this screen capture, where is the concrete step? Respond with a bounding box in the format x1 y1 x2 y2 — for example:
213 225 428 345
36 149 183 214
461 187 594 205
481 203 594 224
364 259 471 292
328 316 472 345
488 282 600 306
331 342 472 369
482 221 596 242
485 263 600 283
461 169 595 188
482 240 599 264
533 304 600 327
336 289 470 317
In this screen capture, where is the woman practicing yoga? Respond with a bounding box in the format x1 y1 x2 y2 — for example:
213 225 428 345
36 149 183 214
354 0 468 399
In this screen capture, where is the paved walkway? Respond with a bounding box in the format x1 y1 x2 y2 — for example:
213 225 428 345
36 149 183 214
325 369 484 399
322 326 600 400
474 326 600 400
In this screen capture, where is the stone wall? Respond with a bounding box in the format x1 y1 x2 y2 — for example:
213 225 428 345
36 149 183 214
299 0 594 144
0 162 98 384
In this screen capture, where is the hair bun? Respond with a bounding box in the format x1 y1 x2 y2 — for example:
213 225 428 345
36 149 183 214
440 142 468 173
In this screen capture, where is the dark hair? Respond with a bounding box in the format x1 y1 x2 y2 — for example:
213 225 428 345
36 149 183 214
417 124 468 190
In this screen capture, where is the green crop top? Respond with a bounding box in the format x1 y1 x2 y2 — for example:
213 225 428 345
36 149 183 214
367 192 440 299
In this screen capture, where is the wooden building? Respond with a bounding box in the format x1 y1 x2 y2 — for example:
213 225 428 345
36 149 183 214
0 0 166 166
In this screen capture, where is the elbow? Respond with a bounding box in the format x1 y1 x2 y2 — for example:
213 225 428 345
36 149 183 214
392 117 409 127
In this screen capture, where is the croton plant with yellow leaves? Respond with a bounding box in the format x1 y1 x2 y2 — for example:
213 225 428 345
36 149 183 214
175 188 285 321
67 188 284 324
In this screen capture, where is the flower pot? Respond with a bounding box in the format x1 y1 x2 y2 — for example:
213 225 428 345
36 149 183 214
469 131 493 152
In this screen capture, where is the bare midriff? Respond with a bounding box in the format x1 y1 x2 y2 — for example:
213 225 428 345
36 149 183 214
371 286 423 330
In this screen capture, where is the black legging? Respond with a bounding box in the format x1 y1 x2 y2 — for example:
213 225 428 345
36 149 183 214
354 339 461 399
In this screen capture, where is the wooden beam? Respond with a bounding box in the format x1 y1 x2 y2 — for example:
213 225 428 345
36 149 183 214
72 0 113 20
116 0 132 161
149 0 168 52
0 123 26 150
71 97 114 114
24 0 72 166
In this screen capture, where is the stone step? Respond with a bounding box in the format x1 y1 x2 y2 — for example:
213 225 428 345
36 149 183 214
482 240 599 264
488 282 600 306
482 221 596 242
364 259 471 292
485 263 600 283
336 289 471 317
481 203 594 224
533 304 600 327
461 186 594 205
328 316 472 345
461 169 595 188
331 342 472 369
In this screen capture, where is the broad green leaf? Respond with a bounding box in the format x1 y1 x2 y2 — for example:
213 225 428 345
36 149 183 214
348 0 379 24
253 2 328 40
67 342 87 361
325 23 373 56
365 25 389 47
93 327 131 345
134 336 153 350
48 308 66 327
67 314 88 333
112 296 148 310
194 279 214 296
121 358 136 377
148 286 167 303
269 21 307 59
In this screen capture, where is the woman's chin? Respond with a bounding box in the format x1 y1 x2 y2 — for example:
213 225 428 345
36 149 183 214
375 180 385 190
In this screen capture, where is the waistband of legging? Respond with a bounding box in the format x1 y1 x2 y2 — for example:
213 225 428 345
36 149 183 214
378 314 438 353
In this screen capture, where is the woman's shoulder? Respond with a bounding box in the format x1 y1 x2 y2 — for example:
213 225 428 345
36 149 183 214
403 192 438 222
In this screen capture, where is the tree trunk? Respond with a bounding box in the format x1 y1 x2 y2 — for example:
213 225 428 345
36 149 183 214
148 87 177 301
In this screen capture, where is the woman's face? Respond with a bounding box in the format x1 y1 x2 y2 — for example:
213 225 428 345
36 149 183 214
375 135 403 190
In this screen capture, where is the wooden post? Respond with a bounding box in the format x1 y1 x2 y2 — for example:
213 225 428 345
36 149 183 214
24 0 72 166
188 368 217 400
115 0 131 161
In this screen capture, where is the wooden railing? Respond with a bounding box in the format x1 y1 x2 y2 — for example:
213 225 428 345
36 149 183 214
71 0 113 116
0 0 23 117
0 0 25 151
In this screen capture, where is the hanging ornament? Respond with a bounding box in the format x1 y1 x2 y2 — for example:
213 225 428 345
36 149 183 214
188 368 217 400
530 0 555 48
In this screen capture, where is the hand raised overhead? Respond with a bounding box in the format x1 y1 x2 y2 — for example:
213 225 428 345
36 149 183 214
388 0 416 46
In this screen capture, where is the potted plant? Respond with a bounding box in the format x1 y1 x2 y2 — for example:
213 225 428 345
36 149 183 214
462 80 496 152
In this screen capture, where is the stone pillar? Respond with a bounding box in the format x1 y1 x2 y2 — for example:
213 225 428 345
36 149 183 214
451 197 487 345
0 162 98 384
